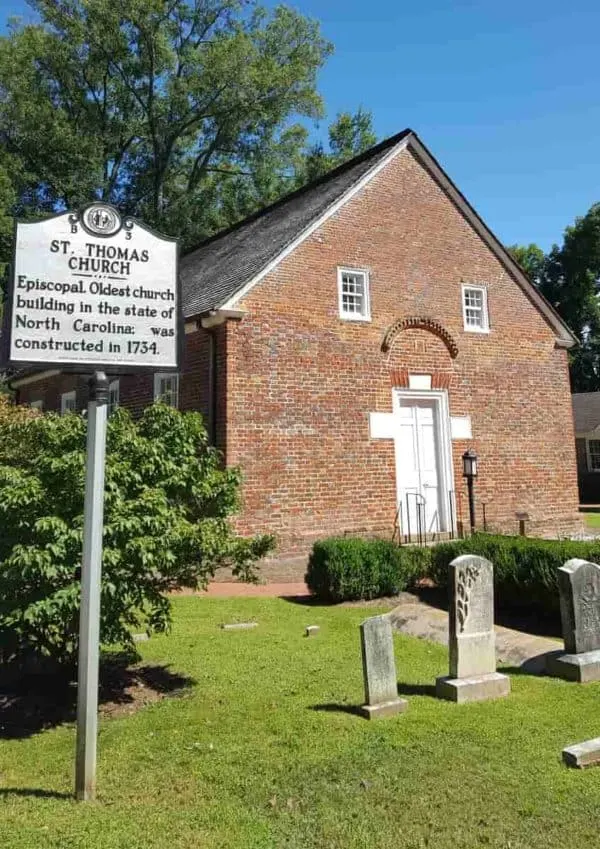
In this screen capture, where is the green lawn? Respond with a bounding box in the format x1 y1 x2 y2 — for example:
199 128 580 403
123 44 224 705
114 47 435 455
3 596 600 849
584 511 600 530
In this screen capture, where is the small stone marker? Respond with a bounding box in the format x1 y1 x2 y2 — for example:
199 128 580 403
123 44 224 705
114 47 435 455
220 622 258 631
132 633 149 643
547 559 600 682
436 555 510 703
359 615 407 719
305 625 320 637
562 738 600 768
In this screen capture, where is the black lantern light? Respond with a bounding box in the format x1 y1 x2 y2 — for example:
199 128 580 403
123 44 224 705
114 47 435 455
462 448 478 479
462 448 478 534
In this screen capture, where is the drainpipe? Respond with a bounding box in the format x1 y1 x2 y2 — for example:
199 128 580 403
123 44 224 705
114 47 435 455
204 326 217 446
197 307 245 447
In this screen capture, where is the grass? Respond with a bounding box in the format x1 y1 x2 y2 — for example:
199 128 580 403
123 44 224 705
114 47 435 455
584 511 600 529
3 596 600 848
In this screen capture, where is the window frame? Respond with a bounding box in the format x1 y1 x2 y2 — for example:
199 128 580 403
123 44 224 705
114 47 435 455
60 390 77 415
108 379 120 415
30 399 44 411
587 438 600 473
462 284 490 334
337 267 371 322
153 372 179 408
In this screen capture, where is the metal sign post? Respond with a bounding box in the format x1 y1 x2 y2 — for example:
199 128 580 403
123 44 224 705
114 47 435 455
0 202 180 802
75 372 109 802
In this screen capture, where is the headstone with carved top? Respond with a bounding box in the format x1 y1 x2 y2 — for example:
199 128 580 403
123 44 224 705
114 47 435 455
547 559 600 682
436 555 510 703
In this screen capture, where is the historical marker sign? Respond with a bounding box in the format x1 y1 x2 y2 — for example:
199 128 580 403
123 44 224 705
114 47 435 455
4 203 180 372
1 203 179 802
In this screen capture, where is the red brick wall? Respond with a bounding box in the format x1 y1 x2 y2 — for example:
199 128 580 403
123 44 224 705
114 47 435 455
15 146 582 558
227 147 581 552
17 372 88 412
16 325 217 430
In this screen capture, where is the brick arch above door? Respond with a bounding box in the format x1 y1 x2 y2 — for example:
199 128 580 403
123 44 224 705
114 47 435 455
381 316 459 359
381 317 458 391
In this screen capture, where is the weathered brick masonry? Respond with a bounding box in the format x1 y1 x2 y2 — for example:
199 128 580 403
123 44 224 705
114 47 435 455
18 324 218 423
224 148 581 550
16 134 582 560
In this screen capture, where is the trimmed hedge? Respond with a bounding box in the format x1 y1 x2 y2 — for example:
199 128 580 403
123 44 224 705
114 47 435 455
307 533 600 612
428 534 600 614
306 537 430 602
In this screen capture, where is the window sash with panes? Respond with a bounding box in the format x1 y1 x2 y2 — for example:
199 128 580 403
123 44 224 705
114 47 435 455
588 439 600 472
339 269 369 320
61 391 77 415
463 286 488 331
154 373 179 408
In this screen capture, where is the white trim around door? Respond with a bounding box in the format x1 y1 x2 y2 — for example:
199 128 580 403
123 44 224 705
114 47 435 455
392 388 456 536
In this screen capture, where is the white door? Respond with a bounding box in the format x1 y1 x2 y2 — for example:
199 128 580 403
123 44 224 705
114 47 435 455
395 399 443 536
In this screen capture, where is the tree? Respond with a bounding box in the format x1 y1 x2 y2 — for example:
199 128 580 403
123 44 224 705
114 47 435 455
510 205 600 391
0 403 274 669
0 0 332 248
544 206 600 391
508 243 546 285
300 108 377 183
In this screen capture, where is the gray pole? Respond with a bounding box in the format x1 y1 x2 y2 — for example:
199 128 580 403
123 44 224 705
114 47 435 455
75 371 109 802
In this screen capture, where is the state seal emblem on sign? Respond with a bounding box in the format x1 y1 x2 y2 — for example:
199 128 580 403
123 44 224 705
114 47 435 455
81 204 121 237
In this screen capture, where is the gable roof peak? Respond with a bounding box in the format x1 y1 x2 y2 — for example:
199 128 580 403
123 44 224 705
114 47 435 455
182 128 414 260
180 128 575 348
180 129 413 317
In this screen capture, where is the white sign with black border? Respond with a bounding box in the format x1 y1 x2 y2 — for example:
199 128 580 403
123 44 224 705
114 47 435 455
2 203 181 373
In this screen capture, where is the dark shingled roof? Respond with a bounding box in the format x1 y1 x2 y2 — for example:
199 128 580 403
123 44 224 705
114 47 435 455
180 129 412 317
572 393 600 434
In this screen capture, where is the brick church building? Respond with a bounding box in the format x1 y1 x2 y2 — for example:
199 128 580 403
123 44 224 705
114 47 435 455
14 129 582 557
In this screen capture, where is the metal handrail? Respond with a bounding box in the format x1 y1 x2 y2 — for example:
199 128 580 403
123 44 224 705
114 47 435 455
405 491 426 546
392 502 403 545
395 489 458 547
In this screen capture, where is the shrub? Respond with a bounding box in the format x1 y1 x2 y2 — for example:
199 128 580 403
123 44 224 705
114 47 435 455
306 537 431 602
0 403 274 668
428 534 600 614
0 393 37 424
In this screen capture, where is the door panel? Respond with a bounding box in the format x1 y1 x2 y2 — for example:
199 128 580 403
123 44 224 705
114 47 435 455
395 405 421 535
395 398 444 535
416 405 439 532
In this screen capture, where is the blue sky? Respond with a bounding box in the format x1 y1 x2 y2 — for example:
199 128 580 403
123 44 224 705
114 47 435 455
2 0 599 250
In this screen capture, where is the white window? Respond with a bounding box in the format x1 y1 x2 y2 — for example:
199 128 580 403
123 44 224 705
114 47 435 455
338 268 370 321
61 390 77 415
462 285 489 332
154 372 179 408
587 439 600 472
30 400 44 411
108 379 120 415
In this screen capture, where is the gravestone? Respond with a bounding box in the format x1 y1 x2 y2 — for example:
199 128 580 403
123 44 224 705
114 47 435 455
359 615 408 719
562 738 600 768
436 555 510 703
547 559 600 682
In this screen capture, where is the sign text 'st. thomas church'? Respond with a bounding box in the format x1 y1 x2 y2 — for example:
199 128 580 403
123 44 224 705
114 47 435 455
5 203 179 372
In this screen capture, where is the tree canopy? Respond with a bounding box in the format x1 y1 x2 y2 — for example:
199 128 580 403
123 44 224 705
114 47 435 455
508 243 546 286
510 204 600 392
0 0 376 264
